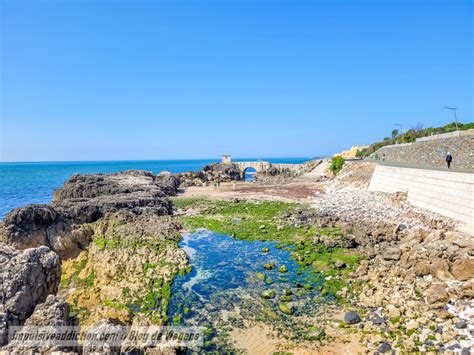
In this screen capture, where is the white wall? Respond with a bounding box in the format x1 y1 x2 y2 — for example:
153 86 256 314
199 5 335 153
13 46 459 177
369 166 473 236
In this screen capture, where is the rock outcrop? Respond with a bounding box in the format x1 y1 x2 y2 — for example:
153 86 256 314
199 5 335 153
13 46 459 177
0 243 61 347
60 211 188 326
0 170 186 352
176 163 241 187
1 170 176 259
0 244 61 324
1 295 76 353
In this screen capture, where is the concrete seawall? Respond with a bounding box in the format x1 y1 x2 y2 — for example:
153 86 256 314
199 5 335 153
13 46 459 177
369 165 473 235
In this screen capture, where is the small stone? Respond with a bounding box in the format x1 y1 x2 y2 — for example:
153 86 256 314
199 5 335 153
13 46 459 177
447 343 460 351
334 260 346 268
461 348 471 355
279 265 288 273
259 225 266 230
378 341 392 353
262 247 269 253
382 247 401 261
452 259 474 281
455 320 468 329
343 311 361 325
425 282 449 306
371 316 387 325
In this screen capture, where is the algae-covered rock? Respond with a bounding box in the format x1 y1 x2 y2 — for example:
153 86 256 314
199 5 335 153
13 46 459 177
279 295 292 302
261 290 276 299
278 302 295 315
279 265 288 273
262 247 269 253
263 262 275 270
256 272 265 281
304 327 326 341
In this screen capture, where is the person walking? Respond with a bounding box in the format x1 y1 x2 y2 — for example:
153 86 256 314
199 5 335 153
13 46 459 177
446 153 453 169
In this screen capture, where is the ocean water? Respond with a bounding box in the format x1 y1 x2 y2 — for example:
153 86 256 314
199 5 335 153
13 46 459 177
0 158 309 219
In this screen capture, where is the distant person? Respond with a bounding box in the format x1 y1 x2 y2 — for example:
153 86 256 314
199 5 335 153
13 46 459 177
382 153 386 162
446 153 453 169
216 177 221 189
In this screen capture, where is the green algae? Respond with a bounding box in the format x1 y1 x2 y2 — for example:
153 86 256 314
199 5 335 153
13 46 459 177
174 198 362 300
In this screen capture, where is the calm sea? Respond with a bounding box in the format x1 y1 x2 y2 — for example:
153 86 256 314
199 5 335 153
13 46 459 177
0 158 309 219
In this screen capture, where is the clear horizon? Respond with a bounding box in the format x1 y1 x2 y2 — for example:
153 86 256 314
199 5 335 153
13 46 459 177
1 0 472 162
0 156 318 164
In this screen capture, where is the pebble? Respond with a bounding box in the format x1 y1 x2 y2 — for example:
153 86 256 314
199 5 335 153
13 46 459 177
344 311 361 325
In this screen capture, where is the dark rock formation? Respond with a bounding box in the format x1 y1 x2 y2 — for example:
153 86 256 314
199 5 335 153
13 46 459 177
202 163 241 181
155 171 181 196
1 170 176 259
177 163 241 187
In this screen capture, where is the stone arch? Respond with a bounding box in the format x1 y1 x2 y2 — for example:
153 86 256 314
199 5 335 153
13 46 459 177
242 166 257 181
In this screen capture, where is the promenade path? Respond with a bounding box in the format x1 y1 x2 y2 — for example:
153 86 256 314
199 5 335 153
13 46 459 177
353 159 474 174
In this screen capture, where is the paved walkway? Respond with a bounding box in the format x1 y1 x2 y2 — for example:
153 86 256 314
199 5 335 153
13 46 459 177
353 159 474 174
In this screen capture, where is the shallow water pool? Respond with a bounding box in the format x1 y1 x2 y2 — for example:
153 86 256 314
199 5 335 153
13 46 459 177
168 230 327 350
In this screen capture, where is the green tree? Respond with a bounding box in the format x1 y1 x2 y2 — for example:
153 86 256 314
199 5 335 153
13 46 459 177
391 129 399 138
329 156 345 175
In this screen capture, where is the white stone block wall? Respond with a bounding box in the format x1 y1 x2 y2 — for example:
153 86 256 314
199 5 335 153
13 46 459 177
369 166 473 235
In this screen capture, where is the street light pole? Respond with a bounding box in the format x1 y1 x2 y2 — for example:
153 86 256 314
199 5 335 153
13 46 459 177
393 123 403 134
442 107 459 131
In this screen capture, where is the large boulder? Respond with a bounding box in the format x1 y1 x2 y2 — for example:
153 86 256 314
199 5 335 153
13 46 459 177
0 244 61 323
0 243 61 348
1 295 75 353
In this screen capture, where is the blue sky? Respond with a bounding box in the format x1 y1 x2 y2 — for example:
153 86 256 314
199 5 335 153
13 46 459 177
1 0 472 162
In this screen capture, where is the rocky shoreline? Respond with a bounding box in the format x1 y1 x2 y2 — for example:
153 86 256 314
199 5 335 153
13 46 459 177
314 185 473 353
0 162 472 353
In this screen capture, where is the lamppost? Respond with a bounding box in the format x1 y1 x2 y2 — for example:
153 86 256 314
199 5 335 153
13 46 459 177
442 107 459 131
393 123 403 135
